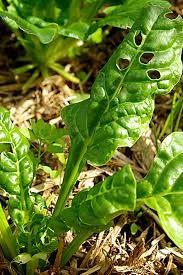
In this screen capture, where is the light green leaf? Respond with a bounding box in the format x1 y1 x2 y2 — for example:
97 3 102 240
0 11 58 44
46 143 63 154
13 253 32 264
130 223 138 235
32 252 47 261
137 132 183 249
62 165 136 233
59 22 89 40
0 108 33 227
62 5 182 167
38 165 59 179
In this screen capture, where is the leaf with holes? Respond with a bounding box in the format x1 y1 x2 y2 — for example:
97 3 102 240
62 165 136 233
137 132 183 250
0 108 33 228
62 5 182 168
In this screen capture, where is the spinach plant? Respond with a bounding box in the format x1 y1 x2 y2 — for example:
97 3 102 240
0 3 183 274
0 0 106 87
0 0 169 89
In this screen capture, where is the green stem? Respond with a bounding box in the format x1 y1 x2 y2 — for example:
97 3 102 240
49 63 80 84
13 64 36 74
22 69 40 92
53 138 88 218
61 231 93 267
174 104 183 131
40 66 49 79
0 202 17 260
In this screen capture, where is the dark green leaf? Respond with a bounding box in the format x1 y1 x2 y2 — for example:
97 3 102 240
62 5 182 167
62 165 136 233
0 10 58 44
137 132 183 249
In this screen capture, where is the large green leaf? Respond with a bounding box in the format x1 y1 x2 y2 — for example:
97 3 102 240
0 108 33 227
98 0 170 29
62 5 182 167
137 132 183 249
62 165 136 233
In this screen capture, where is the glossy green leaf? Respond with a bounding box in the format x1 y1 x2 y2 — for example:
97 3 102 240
98 0 170 29
62 165 136 233
62 5 182 167
137 132 183 249
0 108 33 227
0 10 58 44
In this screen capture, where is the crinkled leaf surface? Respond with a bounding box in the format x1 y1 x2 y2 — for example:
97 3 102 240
137 132 183 249
98 0 170 29
62 5 182 168
0 108 33 227
62 165 136 233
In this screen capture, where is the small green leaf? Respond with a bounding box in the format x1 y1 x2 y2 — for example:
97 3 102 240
38 164 59 179
90 28 103 43
13 253 32 264
31 193 47 213
130 223 138 235
47 143 63 154
31 119 66 143
137 132 183 249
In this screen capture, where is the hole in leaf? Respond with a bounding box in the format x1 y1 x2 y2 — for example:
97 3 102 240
147 70 161 80
134 31 142 46
165 11 178 20
140 53 154 64
116 58 130 70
